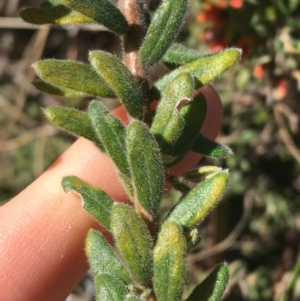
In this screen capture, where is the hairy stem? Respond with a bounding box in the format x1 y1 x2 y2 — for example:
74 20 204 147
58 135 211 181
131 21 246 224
119 0 151 121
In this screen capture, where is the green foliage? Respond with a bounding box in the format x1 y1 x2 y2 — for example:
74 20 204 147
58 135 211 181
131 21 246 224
33 60 116 98
111 204 153 286
153 221 186 301
88 101 133 197
127 121 164 217
60 0 129 34
62 176 114 230
95 274 128 301
154 48 241 93
89 51 143 118
20 0 240 299
163 43 208 65
19 1 95 25
192 133 233 158
150 72 195 153
32 81 86 98
186 263 229 301
85 229 131 284
139 0 188 66
43 107 105 151
168 170 229 230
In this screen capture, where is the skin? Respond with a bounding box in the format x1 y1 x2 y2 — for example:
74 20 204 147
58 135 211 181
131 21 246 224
0 86 222 301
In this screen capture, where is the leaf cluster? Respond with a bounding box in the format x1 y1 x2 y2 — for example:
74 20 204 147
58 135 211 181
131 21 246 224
20 0 241 300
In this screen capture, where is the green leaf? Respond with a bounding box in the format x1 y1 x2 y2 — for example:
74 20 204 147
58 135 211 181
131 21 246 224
88 101 133 198
154 48 242 93
40 0 61 7
43 106 105 151
60 0 129 34
19 4 95 25
182 166 222 183
62 176 114 230
89 51 144 118
163 43 207 65
85 230 131 284
162 93 207 167
192 134 233 158
111 204 153 286
33 60 116 98
153 220 186 301
167 170 229 230
95 274 128 301
126 121 164 216
186 263 229 301
32 81 85 98
150 72 194 152
139 0 188 66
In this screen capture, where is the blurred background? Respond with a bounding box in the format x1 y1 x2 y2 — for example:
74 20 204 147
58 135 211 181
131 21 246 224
1 0 300 300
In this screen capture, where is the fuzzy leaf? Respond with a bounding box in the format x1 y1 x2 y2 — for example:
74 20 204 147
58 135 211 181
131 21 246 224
154 48 242 94
95 274 128 301
167 170 229 230
126 121 164 216
33 60 116 98
153 220 186 301
85 230 131 284
192 134 233 158
186 263 230 301
111 204 153 286
163 43 207 65
43 106 105 151
89 51 143 118
150 72 194 152
19 4 95 25
182 166 221 183
139 0 188 66
162 93 207 167
88 101 133 198
62 176 114 230
33 81 85 98
60 0 129 34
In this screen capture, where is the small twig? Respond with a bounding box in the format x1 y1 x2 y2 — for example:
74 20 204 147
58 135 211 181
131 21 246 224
0 125 58 152
273 102 300 165
187 189 255 263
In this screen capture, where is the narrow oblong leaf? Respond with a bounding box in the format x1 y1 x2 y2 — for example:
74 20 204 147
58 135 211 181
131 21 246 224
33 81 85 98
85 229 131 284
127 121 164 216
43 106 105 151
167 170 229 230
154 48 242 93
62 176 114 230
60 0 129 34
153 220 186 301
111 204 153 286
139 0 188 66
182 166 221 183
95 274 127 301
88 101 133 198
162 93 207 167
150 72 194 152
186 263 230 301
163 43 207 65
19 5 94 25
33 60 116 98
192 134 233 158
89 51 144 118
